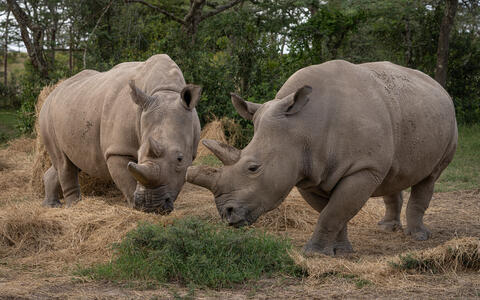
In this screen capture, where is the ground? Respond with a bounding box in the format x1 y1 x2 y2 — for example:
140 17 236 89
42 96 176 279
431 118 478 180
0 137 479 299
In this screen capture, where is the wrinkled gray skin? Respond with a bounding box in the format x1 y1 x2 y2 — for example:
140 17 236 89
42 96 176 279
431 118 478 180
187 60 458 256
39 54 201 214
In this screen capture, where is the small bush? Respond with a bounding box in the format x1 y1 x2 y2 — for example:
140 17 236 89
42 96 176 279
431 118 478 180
78 218 305 289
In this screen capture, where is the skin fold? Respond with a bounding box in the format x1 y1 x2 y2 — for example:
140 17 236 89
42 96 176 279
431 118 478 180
39 54 201 214
187 60 458 256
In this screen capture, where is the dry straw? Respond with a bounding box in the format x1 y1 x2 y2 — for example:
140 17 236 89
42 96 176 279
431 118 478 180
30 81 116 198
196 116 242 159
390 237 480 273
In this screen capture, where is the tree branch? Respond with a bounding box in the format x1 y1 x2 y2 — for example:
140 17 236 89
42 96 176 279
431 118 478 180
200 0 243 20
124 0 186 25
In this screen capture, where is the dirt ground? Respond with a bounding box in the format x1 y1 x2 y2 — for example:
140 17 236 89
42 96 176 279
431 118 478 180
0 138 479 299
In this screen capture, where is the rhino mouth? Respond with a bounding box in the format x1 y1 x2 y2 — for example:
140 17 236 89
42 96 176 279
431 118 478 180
133 185 175 214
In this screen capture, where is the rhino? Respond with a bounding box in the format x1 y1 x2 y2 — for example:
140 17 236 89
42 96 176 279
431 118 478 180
186 60 458 255
39 54 201 214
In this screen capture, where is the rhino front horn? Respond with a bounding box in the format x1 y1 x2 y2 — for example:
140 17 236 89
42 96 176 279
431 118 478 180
128 162 152 186
202 139 240 166
186 165 219 191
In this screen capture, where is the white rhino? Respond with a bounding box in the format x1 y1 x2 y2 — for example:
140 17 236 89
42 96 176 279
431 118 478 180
39 54 201 213
187 60 458 255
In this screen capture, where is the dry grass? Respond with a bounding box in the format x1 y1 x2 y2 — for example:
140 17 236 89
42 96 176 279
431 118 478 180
256 189 317 232
390 237 480 273
30 81 116 198
196 116 242 159
0 120 479 298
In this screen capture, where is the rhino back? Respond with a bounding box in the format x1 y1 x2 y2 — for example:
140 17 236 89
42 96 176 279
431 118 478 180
276 60 456 194
40 54 186 179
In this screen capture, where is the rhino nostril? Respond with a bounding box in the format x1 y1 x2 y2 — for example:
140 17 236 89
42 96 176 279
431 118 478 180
225 206 234 218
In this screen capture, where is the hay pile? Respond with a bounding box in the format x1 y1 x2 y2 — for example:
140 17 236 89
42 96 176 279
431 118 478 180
30 81 116 198
196 117 242 159
0 199 159 267
0 159 8 171
390 237 480 273
256 189 317 231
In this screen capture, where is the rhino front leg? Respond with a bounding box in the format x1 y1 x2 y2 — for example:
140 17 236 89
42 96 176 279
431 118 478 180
378 192 403 232
42 166 62 207
405 175 435 241
298 188 353 253
303 170 379 256
106 155 137 207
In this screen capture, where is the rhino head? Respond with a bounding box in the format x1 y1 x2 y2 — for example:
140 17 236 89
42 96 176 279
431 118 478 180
128 80 201 214
186 86 312 226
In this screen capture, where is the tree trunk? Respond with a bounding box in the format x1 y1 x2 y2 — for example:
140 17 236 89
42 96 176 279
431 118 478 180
4 9 10 87
6 0 49 79
435 0 458 87
69 25 73 75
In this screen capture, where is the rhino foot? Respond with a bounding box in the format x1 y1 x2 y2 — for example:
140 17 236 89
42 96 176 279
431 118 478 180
42 198 62 208
65 195 81 208
303 240 354 257
377 219 402 232
404 225 431 241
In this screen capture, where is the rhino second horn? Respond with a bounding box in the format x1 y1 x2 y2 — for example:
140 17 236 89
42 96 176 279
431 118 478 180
186 165 219 191
127 162 152 186
202 139 240 166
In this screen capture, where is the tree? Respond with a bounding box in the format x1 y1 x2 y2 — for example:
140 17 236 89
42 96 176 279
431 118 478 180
6 0 49 78
435 0 459 87
3 8 10 86
124 0 245 41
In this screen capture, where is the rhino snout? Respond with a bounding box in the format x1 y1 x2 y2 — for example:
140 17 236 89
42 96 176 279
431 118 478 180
223 205 249 227
133 186 175 215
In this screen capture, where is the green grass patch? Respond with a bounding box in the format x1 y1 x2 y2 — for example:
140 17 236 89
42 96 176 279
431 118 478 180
436 124 480 192
0 109 20 144
77 218 305 289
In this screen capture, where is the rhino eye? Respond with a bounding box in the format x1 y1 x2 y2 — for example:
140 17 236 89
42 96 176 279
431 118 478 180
248 164 260 173
177 154 184 163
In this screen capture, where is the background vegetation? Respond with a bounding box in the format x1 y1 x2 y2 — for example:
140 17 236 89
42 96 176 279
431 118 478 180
0 0 479 138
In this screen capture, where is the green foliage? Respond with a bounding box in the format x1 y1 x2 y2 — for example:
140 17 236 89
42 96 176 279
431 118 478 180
436 124 480 192
77 218 305 289
0 109 20 143
8 0 480 136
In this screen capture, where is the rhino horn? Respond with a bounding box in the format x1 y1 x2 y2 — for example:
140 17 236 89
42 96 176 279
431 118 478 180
127 162 153 186
186 165 220 191
202 139 240 166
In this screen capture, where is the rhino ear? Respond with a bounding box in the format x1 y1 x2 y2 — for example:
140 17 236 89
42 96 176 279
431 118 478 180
129 80 153 108
278 85 312 115
231 93 262 121
181 84 202 110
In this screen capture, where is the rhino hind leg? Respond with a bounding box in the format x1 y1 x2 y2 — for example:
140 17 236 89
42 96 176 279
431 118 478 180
55 154 81 207
378 192 403 232
303 170 379 256
42 166 62 207
404 176 435 241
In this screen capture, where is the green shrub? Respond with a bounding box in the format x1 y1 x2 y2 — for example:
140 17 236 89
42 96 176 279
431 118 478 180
77 218 305 289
